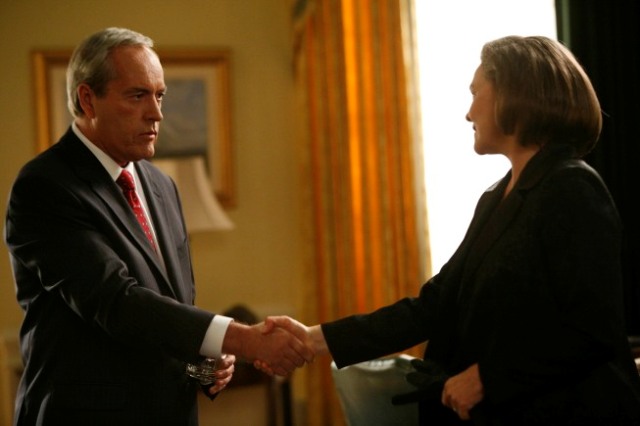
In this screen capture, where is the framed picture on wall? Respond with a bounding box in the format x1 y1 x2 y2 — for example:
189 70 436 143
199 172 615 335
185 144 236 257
32 48 235 208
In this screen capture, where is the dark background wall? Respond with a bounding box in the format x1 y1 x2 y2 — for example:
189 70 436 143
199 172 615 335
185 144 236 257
556 0 640 334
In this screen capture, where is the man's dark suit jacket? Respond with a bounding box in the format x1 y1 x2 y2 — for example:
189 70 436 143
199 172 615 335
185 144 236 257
5 128 216 425
323 144 640 424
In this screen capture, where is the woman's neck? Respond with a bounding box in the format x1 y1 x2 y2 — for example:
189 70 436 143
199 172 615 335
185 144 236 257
504 144 541 198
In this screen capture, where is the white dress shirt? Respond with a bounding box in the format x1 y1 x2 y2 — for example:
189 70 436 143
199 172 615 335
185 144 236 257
72 122 232 358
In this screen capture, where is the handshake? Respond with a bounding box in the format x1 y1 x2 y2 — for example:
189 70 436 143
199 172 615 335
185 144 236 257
223 316 326 377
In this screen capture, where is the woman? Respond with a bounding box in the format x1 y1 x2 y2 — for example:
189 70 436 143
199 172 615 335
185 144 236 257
263 36 640 425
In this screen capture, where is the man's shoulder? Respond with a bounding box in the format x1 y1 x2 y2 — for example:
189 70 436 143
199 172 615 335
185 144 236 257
20 136 76 174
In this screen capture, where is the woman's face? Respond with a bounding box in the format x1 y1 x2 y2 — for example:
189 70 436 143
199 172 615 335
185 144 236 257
465 65 507 155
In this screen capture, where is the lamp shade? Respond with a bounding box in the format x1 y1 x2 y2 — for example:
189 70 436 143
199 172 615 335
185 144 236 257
152 156 234 232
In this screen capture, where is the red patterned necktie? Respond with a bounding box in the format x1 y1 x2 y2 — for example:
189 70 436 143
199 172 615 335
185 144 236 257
116 170 157 252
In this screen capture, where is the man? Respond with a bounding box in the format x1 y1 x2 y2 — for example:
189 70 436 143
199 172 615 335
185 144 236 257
4 27 311 425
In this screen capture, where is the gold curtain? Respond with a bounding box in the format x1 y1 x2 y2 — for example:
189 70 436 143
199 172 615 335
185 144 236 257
291 0 429 424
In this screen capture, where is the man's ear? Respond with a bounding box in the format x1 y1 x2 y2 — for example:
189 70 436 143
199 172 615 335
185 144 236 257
77 83 96 118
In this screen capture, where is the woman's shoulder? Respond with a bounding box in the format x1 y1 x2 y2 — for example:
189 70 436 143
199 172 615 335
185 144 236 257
544 158 609 194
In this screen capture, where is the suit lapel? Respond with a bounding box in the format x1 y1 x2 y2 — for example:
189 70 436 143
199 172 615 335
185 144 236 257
452 177 511 284
135 162 190 303
59 131 178 299
457 145 576 287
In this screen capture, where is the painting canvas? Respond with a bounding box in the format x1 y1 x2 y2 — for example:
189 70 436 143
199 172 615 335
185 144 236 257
32 49 234 207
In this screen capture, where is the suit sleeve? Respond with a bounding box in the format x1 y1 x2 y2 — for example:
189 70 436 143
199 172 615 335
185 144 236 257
5 165 213 363
322 271 451 368
479 168 627 404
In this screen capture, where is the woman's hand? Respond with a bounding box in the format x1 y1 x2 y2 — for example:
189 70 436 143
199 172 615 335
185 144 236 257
441 363 484 420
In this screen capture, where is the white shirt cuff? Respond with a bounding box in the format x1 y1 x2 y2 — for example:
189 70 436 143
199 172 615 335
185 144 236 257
199 315 234 358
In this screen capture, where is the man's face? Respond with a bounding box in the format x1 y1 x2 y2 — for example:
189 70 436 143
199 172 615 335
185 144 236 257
82 45 166 166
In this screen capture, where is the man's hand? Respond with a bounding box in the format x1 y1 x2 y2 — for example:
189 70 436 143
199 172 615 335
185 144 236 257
441 363 484 421
222 320 314 376
205 354 236 396
253 316 327 375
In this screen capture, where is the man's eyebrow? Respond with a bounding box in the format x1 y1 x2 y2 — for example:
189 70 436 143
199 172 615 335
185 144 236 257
124 86 166 94
125 87 150 93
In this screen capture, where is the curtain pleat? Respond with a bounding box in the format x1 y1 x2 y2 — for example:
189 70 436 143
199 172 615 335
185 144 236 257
292 0 429 424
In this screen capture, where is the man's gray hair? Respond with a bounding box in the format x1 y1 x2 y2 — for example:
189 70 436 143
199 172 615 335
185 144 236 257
66 27 155 118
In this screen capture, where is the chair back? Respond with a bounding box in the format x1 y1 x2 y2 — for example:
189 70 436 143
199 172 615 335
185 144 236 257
331 355 419 426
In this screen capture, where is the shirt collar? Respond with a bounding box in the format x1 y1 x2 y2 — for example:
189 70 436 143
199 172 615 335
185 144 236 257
72 122 135 181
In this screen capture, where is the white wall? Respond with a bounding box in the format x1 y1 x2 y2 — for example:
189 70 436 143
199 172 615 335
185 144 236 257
416 0 557 273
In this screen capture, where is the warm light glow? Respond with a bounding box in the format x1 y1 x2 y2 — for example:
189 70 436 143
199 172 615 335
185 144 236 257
152 156 234 232
415 0 557 274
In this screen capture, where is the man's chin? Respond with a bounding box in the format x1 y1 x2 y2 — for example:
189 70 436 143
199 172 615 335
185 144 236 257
138 145 155 160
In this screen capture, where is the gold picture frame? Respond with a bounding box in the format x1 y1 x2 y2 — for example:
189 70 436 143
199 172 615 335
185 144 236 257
32 49 235 208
